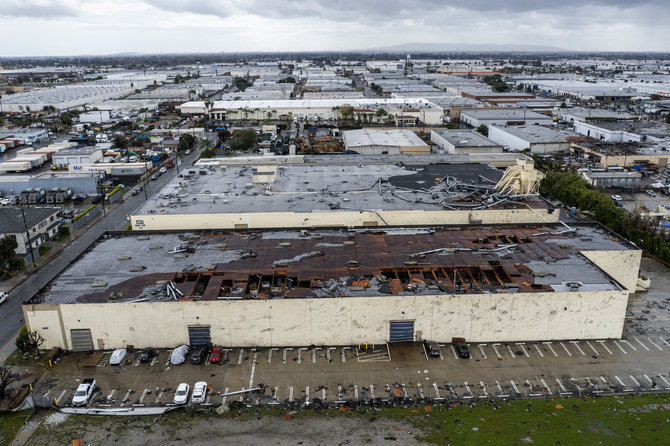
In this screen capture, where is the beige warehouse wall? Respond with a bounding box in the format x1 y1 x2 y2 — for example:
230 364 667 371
132 208 559 231
26 288 628 350
581 249 642 292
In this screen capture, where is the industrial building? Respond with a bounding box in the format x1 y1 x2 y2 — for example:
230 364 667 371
53 147 104 167
23 223 641 350
0 172 101 197
487 125 575 154
430 130 502 155
581 170 642 188
342 129 429 155
460 108 553 128
130 160 556 231
181 98 444 125
571 142 670 168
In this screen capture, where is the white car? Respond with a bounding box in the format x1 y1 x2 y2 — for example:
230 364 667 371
109 348 127 365
0 292 7 304
173 383 190 405
191 381 208 404
159 167 167 174
184 150 191 155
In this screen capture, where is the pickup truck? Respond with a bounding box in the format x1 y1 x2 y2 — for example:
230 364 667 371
72 378 96 406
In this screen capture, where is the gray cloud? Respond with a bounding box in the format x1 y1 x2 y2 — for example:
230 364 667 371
0 0 79 19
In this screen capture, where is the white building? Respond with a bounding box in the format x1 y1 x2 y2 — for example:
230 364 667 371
431 130 502 155
79 110 111 124
343 129 429 155
460 108 553 127
487 125 574 154
53 147 104 167
0 207 61 264
573 121 642 143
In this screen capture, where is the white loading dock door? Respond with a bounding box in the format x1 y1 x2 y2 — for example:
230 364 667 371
389 320 415 342
187 325 211 347
70 328 94 351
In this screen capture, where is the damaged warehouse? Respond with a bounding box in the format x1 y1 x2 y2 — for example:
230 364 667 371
23 223 640 351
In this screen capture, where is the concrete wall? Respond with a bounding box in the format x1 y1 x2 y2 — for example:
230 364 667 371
24 288 629 350
131 208 559 231
581 249 642 292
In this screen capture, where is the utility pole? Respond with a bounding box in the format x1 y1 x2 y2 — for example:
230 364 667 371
143 163 148 201
20 207 36 269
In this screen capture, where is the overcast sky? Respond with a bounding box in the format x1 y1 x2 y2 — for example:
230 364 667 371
0 0 668 57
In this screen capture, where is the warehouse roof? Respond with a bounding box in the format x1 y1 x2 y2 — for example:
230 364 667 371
33 224 633 305
491 125 574 143
460 108 553 121
432 130 501 148
133 162 546 216
343 129 428 149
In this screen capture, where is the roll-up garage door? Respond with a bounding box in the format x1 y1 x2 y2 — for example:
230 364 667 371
70 329 94 351
389 320 414 342
188 325 211 347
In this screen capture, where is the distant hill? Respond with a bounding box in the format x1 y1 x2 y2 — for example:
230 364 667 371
361 42 567 53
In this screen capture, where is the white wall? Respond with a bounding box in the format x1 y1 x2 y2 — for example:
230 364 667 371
24 287 629 350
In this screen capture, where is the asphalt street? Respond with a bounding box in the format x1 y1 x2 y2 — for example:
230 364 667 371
0 151 198 350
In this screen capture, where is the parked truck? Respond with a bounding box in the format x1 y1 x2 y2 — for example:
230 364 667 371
72 378 96 406
55 187 73 204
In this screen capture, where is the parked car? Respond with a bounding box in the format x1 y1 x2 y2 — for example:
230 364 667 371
150 173 159 181
0 292 8 305
159 167 167 174
190 343 212 364
209 346 223 364
646 190 657 197
109 348 127 365
427 342 441 358
139 349 156 363
173 383 190 405
456 342 470 359
170 345 190 365
611 194 622 201
184 150 191 155
72 378 96 406
191 381 208 404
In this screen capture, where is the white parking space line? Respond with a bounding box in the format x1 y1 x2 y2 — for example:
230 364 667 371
322 388 326 400
495 381 509 397
401 384 408 398
596 340 614 355
658 375 670 390
222 387 229 405
326 347 336 362
134 357 141 366
526 379 542 397
267 348 278 364
283 348 293 364
450 344 459 360
516 343 530 358
239 388 245 402
56 390 68 405
559 342 572 357
621 340 637 351
570 341 586 356
480 381 488 398
643 375 656 389
659 338 670 348
542 342 558 357
164 350 173 366
298 348 307 364
533 344 544 358
612 340 628 354
491 343 502 360
107 390 116 402
540 379 552 395
370 385 375 399
417 383 424 399
478 344 487 359
614 376 630 391
433 383 443 400
153 390 163 405
313 347 322 363
629 375 641 388
634 337 650 351
354 385 359 401
505 344 516 359
510 380 520 395
150 356 157 366
237 349 244 365
556 378 571 396
341 347 350 362
249 352 257 389
647 338 663 351
288 387 293 402
138 389 149 405
305 387 310 403
463 381 473 399
120 389 131 407
570 378 583 394
586 341 599 356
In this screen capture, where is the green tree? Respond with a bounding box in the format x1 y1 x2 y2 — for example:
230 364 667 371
339 105 354 120
0 366 15 399
233 77 252 92
476 124 489 136
0 236 18 280
16 326 45 356
277 77 296 84
217 129 231 145
178 134 196 151
229 129 258 151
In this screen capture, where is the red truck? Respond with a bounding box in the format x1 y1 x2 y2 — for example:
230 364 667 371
166 158 175 168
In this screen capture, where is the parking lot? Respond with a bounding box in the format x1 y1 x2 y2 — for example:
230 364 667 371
33 330 670 412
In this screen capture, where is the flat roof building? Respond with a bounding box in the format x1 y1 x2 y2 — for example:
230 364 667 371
460 108 553 128
342 129 429 155
431 130 502 155
487 125 575 154
24 223 641 350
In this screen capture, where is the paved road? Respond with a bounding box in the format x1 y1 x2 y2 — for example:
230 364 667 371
0 152 198 349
